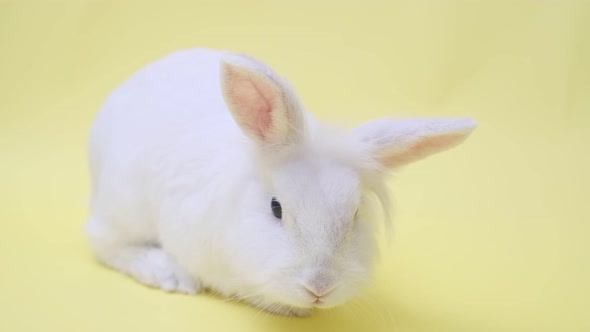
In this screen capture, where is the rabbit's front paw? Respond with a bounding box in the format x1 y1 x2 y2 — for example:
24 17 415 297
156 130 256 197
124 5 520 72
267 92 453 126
97 245 201 295
133 248 200 295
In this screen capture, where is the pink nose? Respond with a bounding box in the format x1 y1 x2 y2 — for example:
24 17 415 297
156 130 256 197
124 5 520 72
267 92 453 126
304 286 322 298
303 284 336 299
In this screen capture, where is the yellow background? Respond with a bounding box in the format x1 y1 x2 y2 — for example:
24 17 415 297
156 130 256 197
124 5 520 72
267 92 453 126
1 1 589 331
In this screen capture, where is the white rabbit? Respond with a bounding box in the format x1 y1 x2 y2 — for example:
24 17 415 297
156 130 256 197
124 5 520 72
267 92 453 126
85 48 476 317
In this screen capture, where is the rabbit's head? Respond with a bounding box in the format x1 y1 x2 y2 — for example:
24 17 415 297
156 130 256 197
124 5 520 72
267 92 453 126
221 61 476 309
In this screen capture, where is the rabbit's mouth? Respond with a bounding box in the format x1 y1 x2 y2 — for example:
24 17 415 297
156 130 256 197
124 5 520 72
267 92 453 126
312 300 334 309
313 299 329 308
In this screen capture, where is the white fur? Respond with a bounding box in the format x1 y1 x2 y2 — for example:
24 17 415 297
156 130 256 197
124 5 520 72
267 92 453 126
86 48 476 317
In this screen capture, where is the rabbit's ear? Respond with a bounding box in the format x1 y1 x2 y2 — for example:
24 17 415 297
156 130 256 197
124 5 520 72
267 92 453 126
221 62 304 147
353 118 476 169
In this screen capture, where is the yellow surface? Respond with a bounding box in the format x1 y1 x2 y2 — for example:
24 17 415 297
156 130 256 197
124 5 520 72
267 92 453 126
1 1 589 331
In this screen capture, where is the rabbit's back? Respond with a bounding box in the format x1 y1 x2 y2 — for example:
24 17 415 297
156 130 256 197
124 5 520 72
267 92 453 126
88 49 253 245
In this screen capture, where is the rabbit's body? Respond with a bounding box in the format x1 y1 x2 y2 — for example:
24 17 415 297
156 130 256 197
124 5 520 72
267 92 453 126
86 48 475 317
87 49 312 314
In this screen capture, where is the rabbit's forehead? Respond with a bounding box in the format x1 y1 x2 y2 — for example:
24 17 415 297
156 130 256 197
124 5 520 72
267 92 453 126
274 159 361 213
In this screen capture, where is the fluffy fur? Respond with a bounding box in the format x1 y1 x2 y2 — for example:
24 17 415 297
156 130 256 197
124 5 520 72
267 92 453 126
85 48 476 317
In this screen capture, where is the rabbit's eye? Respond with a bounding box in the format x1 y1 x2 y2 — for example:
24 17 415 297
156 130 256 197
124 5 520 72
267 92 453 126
271 197 282 219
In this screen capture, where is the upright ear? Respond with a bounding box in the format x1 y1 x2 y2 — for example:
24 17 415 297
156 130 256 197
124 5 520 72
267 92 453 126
352 118 476 169
221 62 304 147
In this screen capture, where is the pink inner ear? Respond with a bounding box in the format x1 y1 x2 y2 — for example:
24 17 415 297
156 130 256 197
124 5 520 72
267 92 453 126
224 65 277 141
250 82 274 140
381 132 468 168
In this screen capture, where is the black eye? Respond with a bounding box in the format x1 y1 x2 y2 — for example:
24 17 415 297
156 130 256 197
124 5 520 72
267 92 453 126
271 197 282 219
